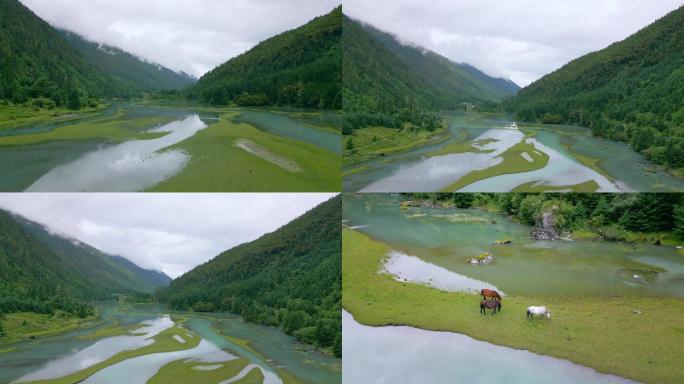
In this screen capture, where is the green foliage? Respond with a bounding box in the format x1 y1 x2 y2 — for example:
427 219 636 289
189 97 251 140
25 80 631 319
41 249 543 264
674 202 684 237
405 193 684 236
0 209 170 317
452 194 475 208
0 0 130 107
157 196 341 356
342 14 518 132
507 7 684 170
188 7 341 109
233 92 269 106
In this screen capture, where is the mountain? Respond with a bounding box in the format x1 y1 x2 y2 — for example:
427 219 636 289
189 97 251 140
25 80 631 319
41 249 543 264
188 6 341 109
59 30 196 91
0 209 171 316
0 0 127 107
157 195 341 356
507 6 684 170
342 15 519 131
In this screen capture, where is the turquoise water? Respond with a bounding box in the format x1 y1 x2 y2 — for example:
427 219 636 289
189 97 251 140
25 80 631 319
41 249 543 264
343 194 684 298
234 110 341 154
343 112 684 192
0 304 340 384
0 104 340 191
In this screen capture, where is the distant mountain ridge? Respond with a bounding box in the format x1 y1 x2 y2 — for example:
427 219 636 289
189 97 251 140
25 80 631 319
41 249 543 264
188 6 341 109
343 15 519 114
0 208 171 316
0 0 195 108
59 30 196 91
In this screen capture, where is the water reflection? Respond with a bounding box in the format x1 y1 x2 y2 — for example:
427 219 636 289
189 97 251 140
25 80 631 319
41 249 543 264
383 251 504 294
14 317 173 382
343 310 635 384
26 115 207 192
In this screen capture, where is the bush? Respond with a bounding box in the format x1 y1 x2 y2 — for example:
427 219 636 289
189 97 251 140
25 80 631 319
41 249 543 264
294 326 317 344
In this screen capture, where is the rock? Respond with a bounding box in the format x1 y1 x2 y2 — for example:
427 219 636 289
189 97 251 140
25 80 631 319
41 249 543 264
654 238 661 246
632 309 642 315
490 219 498 224
467 253 493 265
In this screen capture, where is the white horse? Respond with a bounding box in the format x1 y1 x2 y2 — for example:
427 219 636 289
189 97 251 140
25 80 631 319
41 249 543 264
526 306 551 319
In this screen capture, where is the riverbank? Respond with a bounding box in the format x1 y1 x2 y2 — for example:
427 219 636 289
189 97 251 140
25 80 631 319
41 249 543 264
440 141 550 191
0 311 100 346
343 228 684 384
0 103 109 130
343 120 449 167
148 111 340 191
400 196 684 248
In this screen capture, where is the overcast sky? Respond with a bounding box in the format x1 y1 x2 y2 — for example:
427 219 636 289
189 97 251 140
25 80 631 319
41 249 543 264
0 193 335 278
345 0 683 86
20 0 340 77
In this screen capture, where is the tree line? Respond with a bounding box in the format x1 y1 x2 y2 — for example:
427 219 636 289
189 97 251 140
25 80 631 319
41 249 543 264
407 193 684 237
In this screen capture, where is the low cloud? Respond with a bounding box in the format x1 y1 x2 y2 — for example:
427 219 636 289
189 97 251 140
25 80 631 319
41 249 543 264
0 193 336 278
21 0 340 77
345 0 682 86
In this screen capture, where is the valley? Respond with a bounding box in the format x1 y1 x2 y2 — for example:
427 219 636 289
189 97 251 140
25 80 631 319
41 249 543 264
344 112 684 192
0 303 340 384
0 103 340 192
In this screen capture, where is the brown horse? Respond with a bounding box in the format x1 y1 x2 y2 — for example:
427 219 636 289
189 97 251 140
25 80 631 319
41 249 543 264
480 288 502 301
480 300 502 316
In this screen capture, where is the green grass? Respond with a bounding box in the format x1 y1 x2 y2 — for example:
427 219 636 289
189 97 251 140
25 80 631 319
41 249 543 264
0 311 99 345
440 142 550 191
216 328 304 384
0 103 108 130
78 318 146 340
0 114 173 146
343 122 449 166
511 179 600 192
426 137 496 157
148 112 340 191
343 228 684 384
148 357 259 384
23 325 200 384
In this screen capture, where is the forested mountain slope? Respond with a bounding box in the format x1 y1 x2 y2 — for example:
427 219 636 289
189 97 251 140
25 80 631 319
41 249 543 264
60 30 196 92
16 215 171 294
188 6 341 109
0 209 171 315
157 196 342 356
507 6 684 171
0 0 126 107
342 15 519 131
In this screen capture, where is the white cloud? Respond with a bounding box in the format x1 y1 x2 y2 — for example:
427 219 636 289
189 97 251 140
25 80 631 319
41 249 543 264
0 193 337 278
344 0 683 86
20 0 340 77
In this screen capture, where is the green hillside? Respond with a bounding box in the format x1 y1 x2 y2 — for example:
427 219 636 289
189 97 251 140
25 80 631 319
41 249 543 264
157 196 342 356
507 6 684 172
0 209 171 317
59 30 196 92
342 15 519 132
187 6 341 109
0 0 127 107
16 215 171 294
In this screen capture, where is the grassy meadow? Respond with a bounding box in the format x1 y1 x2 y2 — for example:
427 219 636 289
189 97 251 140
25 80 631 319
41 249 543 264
343 228 684 384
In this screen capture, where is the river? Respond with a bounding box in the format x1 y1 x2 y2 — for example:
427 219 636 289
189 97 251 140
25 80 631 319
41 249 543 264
343 112 684 192
0 303 340 384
